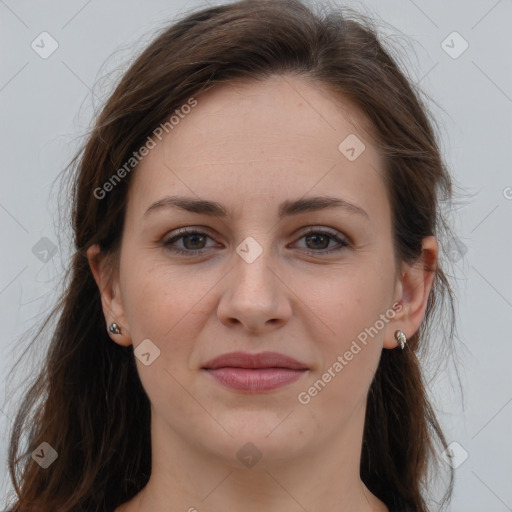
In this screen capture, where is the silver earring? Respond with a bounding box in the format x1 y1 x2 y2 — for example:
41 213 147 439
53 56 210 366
394 330 407 349
109 323 121 335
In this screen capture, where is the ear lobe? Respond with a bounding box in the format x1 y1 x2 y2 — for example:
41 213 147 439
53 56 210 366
87 244 132 346
383 236 438 349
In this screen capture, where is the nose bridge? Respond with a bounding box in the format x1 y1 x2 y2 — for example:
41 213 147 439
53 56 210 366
217 232 291 330
232 234 275 297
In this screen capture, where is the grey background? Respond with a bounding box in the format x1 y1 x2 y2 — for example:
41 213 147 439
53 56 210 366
1 0 511 510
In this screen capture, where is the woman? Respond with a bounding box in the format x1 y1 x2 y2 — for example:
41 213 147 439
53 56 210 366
5 0 456 510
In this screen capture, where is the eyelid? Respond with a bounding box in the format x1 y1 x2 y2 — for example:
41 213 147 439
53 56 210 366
162 225 350 256
292 226 350 251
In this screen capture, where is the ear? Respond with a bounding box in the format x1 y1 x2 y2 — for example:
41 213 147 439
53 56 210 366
87 244 132 347
383 236 438 349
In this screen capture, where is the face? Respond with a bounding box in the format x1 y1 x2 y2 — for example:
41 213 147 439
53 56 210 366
97 74 409 468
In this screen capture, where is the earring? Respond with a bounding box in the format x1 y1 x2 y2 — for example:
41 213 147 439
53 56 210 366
394 330 407 350
109 323 121 335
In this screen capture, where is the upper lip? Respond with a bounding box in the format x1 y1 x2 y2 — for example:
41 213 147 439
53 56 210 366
202 351 308 370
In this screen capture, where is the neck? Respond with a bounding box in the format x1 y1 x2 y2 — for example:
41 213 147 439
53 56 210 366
119 401 388 512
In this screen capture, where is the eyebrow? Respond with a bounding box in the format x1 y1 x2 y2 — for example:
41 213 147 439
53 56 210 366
143 194 369 220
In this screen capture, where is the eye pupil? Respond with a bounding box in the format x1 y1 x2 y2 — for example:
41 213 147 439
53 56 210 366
306 234 330 250
184 234 206 250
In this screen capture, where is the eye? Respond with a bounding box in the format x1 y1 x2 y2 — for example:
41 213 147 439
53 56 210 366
162 228 217 256
292 227 350 256
162 226 350 257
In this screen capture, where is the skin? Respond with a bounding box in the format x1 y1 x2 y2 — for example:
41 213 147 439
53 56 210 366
88 74 437 512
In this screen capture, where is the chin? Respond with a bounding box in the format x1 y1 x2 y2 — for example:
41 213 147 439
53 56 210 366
200 412 310 467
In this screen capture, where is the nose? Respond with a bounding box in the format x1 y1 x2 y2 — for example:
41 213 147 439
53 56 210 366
217 244 292 334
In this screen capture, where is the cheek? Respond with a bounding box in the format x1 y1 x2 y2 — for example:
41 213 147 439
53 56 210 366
120 258 181 334
291 260 394 337
297 289 388 419
293 263 393 395
120 264 205 400
120 257 220 364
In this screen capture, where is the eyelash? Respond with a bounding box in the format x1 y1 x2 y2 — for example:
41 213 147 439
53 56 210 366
162 227 350 257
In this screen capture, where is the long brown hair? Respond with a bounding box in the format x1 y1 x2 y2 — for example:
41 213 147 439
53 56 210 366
5 1 457 510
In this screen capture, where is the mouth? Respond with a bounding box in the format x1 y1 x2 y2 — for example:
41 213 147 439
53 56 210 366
202 351 309 393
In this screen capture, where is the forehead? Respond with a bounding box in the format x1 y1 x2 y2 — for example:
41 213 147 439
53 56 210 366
128 74 388 223
160 75 377 165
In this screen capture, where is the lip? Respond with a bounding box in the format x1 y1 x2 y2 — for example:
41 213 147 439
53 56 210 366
202 351 308 370
202 351 309 393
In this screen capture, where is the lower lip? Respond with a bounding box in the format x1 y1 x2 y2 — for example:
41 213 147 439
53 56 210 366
204 368 307 392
